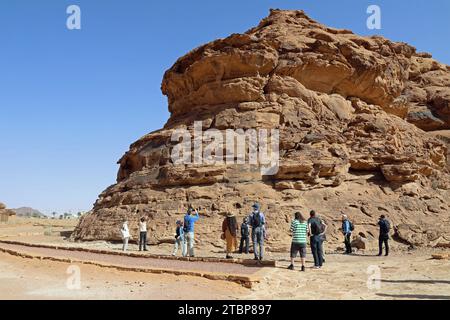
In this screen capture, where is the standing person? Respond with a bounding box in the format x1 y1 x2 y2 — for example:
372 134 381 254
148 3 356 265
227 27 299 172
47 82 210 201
249 202 265 261
239 217 250 254
172 220 186 256
222 213 239 259
308 210 326 269
378 215 391 256
183 205 200 257
288 212 308 272
341 214 353 254
120 219 130 252
138 216 148 252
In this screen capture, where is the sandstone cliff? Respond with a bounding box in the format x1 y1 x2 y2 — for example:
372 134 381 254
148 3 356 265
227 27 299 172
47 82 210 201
72 10 450 251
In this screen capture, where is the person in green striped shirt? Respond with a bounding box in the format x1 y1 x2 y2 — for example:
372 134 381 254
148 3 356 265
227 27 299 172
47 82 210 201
288 212 308 271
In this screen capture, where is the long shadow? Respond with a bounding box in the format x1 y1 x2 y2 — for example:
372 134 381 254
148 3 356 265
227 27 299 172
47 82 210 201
381 279 450 285
376 293 450 300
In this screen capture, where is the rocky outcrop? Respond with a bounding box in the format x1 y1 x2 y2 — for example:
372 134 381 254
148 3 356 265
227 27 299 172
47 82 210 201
72 10 450 250
405 56 450 131
0 202 16 221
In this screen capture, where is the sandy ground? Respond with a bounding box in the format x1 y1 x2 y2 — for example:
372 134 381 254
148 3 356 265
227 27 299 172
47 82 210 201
0 251 246 300
1 218 450 300
248 252 450 300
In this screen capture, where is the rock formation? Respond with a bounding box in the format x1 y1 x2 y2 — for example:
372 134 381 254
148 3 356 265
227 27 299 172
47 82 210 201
72 10 450 251
0 202 16 222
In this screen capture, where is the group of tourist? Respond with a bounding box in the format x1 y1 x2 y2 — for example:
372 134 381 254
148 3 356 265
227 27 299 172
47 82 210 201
119 203 391 270
221 203 266 260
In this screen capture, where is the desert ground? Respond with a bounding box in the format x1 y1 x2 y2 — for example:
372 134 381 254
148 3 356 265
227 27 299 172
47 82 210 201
0 217 449 300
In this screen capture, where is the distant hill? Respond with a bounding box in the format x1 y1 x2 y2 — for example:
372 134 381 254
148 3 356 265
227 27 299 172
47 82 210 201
13 207 46 218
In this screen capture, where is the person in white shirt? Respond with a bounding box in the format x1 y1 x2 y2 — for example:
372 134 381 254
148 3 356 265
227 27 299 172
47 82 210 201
139 216 148 251
121 220 130 252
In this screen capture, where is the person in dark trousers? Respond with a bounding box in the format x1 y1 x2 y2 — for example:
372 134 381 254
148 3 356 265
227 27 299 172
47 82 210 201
239 217 250 254
308 210 326 269
341 214 353 254
172 220 186 256
249 202 265 261
138 215 148 251
378 215 390 256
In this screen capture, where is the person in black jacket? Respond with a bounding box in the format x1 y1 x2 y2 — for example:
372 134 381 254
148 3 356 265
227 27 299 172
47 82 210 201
239 217 250 254
377 215 391 256
308 210 327 268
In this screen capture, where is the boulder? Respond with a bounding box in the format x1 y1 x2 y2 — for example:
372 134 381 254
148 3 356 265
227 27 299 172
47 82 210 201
72 10 450 250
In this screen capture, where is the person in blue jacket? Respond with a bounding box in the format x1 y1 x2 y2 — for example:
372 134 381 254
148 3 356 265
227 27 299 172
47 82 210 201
341 214 353 254
183 205 200 257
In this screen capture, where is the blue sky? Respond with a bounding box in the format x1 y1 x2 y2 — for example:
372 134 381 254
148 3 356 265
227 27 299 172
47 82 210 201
0 0 449 214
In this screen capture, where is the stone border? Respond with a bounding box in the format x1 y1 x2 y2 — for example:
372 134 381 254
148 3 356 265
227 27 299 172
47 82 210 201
0 242 267 288
0 239 276 267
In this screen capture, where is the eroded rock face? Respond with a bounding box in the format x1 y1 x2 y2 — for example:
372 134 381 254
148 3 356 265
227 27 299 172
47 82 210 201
72 10 450 250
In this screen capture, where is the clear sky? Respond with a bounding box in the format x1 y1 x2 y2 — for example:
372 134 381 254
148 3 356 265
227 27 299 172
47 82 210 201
0 0 449 214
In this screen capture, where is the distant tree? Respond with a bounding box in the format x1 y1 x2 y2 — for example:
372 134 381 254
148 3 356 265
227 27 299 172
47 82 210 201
59 215 63 220
77 212 82 218
52 212 57 219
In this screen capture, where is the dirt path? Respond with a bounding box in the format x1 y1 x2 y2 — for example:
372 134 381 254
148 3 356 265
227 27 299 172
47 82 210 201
1 242 449 300
0 251 247 300
0 242 264 287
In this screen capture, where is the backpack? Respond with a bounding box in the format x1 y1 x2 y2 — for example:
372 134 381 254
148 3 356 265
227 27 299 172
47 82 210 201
183 216 191 233
252 212 263 228
310 218 323 235
380 219 390 234
349 221 355 232
319 219 326 233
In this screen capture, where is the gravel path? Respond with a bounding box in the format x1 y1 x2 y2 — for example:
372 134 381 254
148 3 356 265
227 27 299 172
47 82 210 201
0 243 261 275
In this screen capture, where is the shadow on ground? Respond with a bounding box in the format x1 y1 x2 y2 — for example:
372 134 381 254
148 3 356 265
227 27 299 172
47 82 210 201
376 293 450 300
381 279 450 285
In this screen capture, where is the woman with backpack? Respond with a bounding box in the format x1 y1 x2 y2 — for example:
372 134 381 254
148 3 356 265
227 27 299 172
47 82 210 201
222 212 239 259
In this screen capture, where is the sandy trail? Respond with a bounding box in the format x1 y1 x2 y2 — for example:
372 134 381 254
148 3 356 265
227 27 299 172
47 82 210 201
0 242 261 275
0 251 247 300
